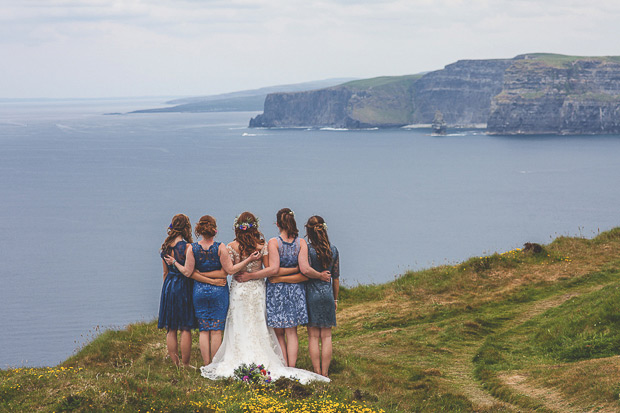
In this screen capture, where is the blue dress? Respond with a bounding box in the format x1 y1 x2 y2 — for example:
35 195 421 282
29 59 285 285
266 237 308 328
192 242 229 331
306 243 339 328
158 241 196 331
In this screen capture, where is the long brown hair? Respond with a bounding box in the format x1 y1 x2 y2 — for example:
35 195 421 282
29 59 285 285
305 215 332 268
276 208 298 238
234 211 264 258
195 215 217 239
161 214 193 253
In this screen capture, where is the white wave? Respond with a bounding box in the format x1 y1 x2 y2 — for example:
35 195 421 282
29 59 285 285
320 127 349 131
0 121 27 127
56 124 78 132
242 132 270 137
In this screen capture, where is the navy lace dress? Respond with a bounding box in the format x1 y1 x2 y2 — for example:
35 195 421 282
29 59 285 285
266 237 308 328
158 241 196 331
192 241 229 331
306 243 339 328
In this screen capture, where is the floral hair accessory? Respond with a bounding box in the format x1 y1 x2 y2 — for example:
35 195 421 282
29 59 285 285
168 224 173 229
322 223 328 230
289 210 295 216
234 215 259 231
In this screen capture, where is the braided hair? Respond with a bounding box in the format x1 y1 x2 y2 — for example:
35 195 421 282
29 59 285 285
276 208 298 238
234 211 264 258
161 214 193 254
305 215 332 269
195 215 217 239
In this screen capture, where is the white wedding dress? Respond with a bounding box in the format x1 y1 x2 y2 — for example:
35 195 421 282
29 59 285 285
200 245 329 384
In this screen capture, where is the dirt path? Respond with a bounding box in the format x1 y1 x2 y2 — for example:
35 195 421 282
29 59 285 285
446 286 606 412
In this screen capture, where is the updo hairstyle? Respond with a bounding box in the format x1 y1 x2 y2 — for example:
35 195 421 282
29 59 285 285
195 215 217 239
161 213 193 254
305 215 332 268
276 208 298 238
234 211 264 258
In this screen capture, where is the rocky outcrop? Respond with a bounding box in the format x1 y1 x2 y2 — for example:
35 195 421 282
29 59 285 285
487 56 620 134
411 59 512 125
249 88 358 128
250 61 510 128
251 54 620 134
249 76 418 128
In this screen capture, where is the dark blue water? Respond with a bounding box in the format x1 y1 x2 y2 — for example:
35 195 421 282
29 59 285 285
1 98 619 368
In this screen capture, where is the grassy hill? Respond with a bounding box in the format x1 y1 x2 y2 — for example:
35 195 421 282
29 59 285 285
3 228 620 412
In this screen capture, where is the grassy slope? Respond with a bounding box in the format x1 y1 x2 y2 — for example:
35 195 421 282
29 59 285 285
338 75 422 126
3 228 620 412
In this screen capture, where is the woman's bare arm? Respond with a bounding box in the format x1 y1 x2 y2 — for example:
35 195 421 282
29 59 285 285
162 259 168 281
163 244 195 277
298 240 331 281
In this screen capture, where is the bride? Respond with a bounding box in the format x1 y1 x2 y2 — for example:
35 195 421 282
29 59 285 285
200 211 329 384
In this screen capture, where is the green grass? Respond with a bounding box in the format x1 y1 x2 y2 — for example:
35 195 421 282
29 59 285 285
4 228 620 411
342 74 422 90
518 53 620 68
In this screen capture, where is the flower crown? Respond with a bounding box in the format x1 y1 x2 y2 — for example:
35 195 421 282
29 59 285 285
234 216 259 231
311 222 327 230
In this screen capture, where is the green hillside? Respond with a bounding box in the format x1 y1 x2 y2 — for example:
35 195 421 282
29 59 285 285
3 228 620 411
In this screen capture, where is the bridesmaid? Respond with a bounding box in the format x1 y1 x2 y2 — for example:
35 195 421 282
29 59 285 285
298 215 340 377
166 215 259 365
260 208 329 367
158 214 195 367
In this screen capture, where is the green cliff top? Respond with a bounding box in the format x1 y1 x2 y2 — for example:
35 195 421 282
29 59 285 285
517 53 620 68
342 74 423 90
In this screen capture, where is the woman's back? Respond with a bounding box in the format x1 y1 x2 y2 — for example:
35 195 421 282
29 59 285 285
192 241 222 273
277 236 300 268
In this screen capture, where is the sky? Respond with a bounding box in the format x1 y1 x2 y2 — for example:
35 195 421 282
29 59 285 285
2 0 620 99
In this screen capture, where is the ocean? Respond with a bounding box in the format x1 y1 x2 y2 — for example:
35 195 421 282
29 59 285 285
1 97 619 368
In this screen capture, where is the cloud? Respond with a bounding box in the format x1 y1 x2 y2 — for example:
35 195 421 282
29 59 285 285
2 0 620 97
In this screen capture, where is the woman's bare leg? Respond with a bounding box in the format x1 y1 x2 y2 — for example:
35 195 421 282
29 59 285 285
166 329 180 366
210 330 223 361
284 326 299 367
199 331 211 365
320 327 333 377
180 329 192 367
307 326 321 374
274 328 288 365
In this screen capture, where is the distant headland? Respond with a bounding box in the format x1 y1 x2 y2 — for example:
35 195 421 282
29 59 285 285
249 53 620 135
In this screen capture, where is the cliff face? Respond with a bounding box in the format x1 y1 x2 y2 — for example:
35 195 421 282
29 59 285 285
250 62 510 128
251 54 620 134
487 57 620 134
249 88 356 128
249 76 418 128
411 59 512 125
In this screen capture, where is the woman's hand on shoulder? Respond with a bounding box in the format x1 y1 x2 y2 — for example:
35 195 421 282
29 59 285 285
319 270 331 282
163 254 175 265
248 250 261 261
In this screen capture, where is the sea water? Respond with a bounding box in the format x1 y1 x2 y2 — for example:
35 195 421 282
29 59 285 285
1 98 619 368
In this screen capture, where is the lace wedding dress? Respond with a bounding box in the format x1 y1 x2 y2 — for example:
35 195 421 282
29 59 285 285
199 245 329 384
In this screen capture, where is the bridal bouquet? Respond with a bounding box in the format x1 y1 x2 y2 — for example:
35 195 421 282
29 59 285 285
233 363 272 385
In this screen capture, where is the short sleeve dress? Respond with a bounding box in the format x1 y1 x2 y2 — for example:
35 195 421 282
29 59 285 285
306 243 339 328
191 241 229 331
265 237 309 328
158 240 196 331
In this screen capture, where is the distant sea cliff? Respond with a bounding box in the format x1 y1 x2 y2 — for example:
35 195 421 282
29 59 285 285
250 54 620 135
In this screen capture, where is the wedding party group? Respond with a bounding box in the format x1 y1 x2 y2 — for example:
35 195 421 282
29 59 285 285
157 208 340 384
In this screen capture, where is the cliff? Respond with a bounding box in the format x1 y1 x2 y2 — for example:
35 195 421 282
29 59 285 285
487 54 620 134
250 54 620 135
249 75 420 128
